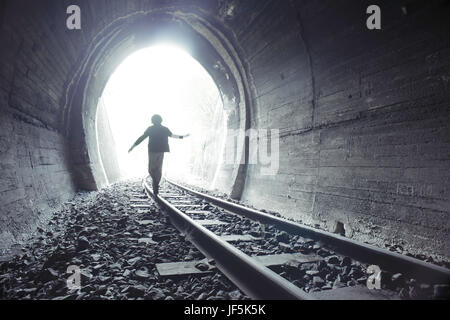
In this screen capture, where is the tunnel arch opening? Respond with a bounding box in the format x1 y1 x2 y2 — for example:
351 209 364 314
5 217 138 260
96 44 227 189
63 8 253 198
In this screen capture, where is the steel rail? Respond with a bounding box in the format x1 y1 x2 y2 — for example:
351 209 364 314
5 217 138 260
142 179 314 300
166 179 450 285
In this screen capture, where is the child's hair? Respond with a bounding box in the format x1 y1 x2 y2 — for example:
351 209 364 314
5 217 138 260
151 114 163 125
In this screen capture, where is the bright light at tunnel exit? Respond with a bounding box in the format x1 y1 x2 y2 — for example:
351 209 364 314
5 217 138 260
99 44 225 185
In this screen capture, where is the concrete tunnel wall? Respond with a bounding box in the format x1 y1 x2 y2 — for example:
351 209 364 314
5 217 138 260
0 0 449 260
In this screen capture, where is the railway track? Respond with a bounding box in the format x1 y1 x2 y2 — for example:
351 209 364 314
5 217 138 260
142 178 450 300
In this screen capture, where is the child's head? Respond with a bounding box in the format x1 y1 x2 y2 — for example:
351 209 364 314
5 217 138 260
151 114 163 125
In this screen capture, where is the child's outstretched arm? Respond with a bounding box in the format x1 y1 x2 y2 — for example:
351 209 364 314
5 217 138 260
128 132 149 152
171 133 190 140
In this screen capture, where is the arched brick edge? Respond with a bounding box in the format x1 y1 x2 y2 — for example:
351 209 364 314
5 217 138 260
63 8 253 198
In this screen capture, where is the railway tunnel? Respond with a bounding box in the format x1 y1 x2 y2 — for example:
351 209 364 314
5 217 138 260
0 0 450 301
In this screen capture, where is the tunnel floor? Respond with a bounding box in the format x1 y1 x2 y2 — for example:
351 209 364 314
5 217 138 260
1 179 448 300
0 180 247 300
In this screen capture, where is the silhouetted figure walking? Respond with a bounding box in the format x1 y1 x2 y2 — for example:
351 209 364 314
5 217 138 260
128 114 189 195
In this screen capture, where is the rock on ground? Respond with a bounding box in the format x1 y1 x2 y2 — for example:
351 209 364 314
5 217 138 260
0 179 248 300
